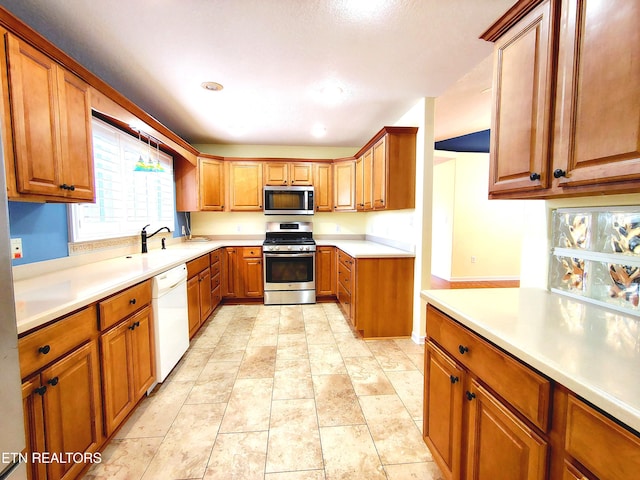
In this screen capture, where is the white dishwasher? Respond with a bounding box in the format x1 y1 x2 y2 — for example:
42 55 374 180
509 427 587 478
152 263 189 383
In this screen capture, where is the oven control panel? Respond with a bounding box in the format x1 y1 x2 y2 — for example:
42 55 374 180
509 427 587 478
263 244 315 252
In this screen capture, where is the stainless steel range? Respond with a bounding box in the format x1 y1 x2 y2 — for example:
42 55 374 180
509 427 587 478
263 221 316 305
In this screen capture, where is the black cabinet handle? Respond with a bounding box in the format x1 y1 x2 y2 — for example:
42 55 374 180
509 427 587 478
47 377 59 386
129 298 137 305
135 321 140 328
529 172 541 181
39 345 51 355
59 184 76 191
553 169 567 178
466 391 476 401
450 375 459 384
69 185 75 191
34 385 47 396
458 345 469 355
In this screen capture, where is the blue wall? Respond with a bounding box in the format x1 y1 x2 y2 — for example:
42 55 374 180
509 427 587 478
435 129 490 153
8 202 190 266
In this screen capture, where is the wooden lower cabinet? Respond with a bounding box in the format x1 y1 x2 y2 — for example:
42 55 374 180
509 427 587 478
424 305 640 480
222 246 263 299
242 247 263 298
22 340 103 480
100 305 155 437
335 249 413 337
423 342 464 480
315 246 336 296
187 254 212 338
466 380 548 480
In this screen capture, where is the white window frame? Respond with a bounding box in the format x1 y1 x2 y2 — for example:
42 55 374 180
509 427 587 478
70 117 175 243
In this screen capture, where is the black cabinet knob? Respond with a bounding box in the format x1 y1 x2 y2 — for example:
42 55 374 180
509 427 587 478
69 185 75 191
458 345 469 355
529 172 541 181
466 391 476 401
47 377 59 386
450 375 459 384
135 321 140 328
129 324 136 330
129 298 137 305
38 345 51 355
553 169 567 178
34 386 47 396
60 183 69 190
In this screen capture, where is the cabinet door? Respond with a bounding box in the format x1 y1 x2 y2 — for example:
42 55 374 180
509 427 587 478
290 163 313 185
372 137 386 209
563 461 591 480
229 162 263 210
333 160 355 211
56 67 94 201
222 247 238 297
130 306 155 399
42 341 102 480
423 343 464 480
488 1 553 194
316 246 336 296
243 257 264 297
7 35 62 197
22 377 46 480
465 380 547 480
187 274 201 338
552 0 640 187
101 321 134 436
199 268 212 321
313 163 333 212
264 162 288 186
200 158 225 211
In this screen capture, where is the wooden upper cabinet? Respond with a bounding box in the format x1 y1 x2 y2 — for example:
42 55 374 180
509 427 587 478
6 34 95 201
313 162 332 212
551 0 640 187
487 0 553 195
228 161 263 211
485 0 640 198
199 156 225 211
333 159 356 211
264 162 313 186
353 127 417 211
264 162 288 185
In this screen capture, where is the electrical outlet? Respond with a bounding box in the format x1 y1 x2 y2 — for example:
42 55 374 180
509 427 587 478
181 225 186 235
11 238 23 259
471 256 477 263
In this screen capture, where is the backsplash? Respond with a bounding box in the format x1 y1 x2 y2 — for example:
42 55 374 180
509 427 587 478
550 206 640 315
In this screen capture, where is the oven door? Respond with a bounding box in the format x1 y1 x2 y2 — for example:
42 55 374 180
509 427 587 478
263 251 316 291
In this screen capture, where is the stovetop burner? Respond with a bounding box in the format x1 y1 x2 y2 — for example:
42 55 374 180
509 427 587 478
263 221 315 251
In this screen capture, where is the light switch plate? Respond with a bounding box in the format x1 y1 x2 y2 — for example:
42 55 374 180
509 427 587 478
10 238 23 259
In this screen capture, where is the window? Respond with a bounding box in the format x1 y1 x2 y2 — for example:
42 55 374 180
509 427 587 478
70 117 175 242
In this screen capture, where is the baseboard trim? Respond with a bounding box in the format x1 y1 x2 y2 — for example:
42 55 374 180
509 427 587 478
411 331 425 345
447 275 520 282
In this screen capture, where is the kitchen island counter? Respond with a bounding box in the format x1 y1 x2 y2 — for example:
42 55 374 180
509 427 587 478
421 287 640 434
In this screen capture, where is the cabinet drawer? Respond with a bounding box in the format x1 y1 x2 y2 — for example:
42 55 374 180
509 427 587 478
242 246 262 258
211 272 221 291
212 285 222 308
210 249 222 266
337 261 352 293
337 250 354 270
99 280 151 331
565 395 640 479
210 261 221 277
187 254 210 278
426 305 551 431
337 281 352 322
18 306 96 379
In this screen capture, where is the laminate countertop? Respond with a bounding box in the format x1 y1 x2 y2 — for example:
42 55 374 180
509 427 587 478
421 287 640 434
14 239 413 335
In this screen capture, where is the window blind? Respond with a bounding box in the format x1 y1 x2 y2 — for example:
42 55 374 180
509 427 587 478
70 117 175 242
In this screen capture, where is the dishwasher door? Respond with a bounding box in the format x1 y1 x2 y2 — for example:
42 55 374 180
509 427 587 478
152 264 189 383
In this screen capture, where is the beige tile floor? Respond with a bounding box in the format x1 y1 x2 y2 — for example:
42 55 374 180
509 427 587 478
85 303 444 480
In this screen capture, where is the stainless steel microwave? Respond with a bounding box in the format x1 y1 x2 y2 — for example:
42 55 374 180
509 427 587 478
263 185 315 215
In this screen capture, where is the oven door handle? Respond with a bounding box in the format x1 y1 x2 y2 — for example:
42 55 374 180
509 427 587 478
263 252 315 258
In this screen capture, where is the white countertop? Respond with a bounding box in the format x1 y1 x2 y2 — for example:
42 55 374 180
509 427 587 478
14 239 412 335
421 287 640 433
316 239 414 258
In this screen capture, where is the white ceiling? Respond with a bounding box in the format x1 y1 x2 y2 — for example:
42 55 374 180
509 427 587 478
0 0 513 147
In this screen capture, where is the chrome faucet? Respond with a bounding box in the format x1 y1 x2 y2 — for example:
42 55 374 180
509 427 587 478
141 224 170 253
